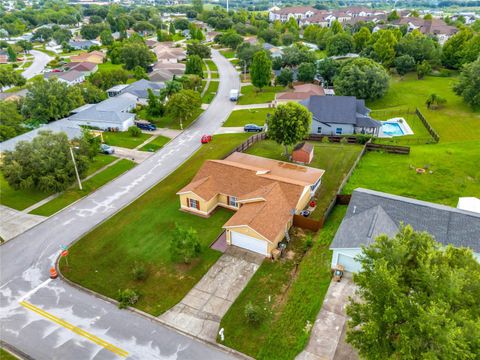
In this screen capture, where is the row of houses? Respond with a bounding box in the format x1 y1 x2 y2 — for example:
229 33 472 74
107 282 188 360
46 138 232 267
43 51 105 85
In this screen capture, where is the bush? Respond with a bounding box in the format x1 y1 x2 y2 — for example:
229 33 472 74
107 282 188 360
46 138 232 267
131 263 147 281
128 126 142 137
169 223 202 264
244 302 263 325
303 234 313 252
321 136 330 143
117 288 139 309
340 137 348 144
357 134 372 144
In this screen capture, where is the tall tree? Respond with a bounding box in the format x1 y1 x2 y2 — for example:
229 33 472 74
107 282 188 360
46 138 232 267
353 27 371 53
250 50 272 90
453 58 480 108
326 33 354 56
0 68 25 89
442 29 474 69
120 42 156 70
192 0 203 14
346 226 480 359
372 30 398 67
0 101 25 141
185 55 204 77
394 55 416 75
334 57 389 100
187 43 211 58
267 102 312 156
297 62 316 83
166 89 201 129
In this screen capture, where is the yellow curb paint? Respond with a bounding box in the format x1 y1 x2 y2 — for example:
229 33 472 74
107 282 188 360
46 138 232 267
19 301 128 358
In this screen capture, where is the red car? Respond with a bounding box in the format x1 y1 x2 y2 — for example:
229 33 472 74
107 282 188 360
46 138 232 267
201 135 212 144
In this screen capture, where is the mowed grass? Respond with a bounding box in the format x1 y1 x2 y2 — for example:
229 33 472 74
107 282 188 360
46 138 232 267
223 108 273 127
219 206 346 359
60 133 251 316
210 71 219 79
0 348 18 360
139 135 171 152
0 173 53 211
30 159 136 216
343 141 480 207
103 131 151 149
85 154 117 176
202 81 219 104
246 140 363 219
220 49 235 58
205 59 218 72
238 85 284 105
368 74 480 143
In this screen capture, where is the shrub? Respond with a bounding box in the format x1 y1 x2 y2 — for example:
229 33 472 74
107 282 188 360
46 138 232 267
117 289 139 309
244 302 263 325
357 134 372 144
128 126 141 137
131 262 147 281
321 136 330 143
340 137 348 144
169 223 202 264
303 234 313 252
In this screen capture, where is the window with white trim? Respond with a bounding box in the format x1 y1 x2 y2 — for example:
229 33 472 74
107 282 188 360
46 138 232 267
229 196 238 207
188 198 199 209
336 127 343 135
317 126 322 133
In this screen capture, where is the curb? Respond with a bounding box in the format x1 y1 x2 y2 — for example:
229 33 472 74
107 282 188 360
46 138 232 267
0 340 33 360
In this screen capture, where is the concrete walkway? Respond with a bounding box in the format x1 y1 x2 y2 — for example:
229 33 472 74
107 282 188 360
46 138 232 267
0 205 46 242
215 127 244 134
145 128 182 139
201 59 212 98
296 276 358 360
112 146 153 163
160 247 264 342
234 103 273 110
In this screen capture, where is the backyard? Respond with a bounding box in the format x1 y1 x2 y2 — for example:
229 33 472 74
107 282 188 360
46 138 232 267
60 133 251 316
238 85 284 105
223 108 273 127
103 131 151 149
219 205 346 360
246 140 363 219
30 159 136 217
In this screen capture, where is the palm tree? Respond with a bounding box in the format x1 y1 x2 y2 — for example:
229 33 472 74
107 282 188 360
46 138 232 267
426 93 446 109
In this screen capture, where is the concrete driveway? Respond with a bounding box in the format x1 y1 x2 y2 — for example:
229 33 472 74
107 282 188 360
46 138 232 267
160 247 264 342
0 206 46 242
112 146 153 164
296 276 358 360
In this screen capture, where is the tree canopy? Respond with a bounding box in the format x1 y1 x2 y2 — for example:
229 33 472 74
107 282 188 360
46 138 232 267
347 225 480 359
454 58 480 108
185 54 204 78
166 89 201 129
250 50 272 90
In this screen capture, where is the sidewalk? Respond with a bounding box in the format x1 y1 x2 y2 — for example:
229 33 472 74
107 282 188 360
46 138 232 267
234 103 273 110
0 205 46 242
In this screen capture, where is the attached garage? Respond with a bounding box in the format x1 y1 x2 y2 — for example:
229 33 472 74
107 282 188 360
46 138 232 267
230 231 269 256
331 250 362 273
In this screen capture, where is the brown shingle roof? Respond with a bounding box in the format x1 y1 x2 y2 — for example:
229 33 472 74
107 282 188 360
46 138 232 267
271 6 317 15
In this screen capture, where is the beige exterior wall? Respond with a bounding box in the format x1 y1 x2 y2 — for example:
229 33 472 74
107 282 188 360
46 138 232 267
296 186 313 211
225 226 267 245
179 193 218 214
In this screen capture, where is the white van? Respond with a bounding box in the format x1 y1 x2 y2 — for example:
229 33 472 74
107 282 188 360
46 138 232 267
229 89 239 101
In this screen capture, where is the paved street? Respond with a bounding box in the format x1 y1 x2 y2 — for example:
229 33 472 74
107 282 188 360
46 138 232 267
22 50 52 79
0 50 242 360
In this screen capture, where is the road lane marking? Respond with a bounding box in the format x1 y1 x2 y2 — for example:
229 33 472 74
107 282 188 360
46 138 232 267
19 301 128 358
17 279 52 303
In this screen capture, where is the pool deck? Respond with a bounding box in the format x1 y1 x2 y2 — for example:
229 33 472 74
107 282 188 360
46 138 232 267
378 117 414 138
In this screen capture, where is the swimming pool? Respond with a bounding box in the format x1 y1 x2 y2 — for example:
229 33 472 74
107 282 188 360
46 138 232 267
381 122 405 137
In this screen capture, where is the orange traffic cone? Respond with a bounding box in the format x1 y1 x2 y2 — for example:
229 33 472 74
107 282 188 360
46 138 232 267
50 267 58 279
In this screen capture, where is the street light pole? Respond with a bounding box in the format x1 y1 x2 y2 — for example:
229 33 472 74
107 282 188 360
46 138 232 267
69 147 83 190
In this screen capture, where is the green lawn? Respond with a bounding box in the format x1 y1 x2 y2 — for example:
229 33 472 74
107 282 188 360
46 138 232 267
97 62 125 72
60 133 251 316
210 71 219 79
202 81 219 104
103 132 151 149
343 141 480 208
0 173 53 211
139 135 171 152
223 108 273 127
85 154 117 176
0 348 18 360
246 140 363 219
30 159 136 217
238 85 285 105
220 49 235 59
368 74 480 143
205 59 218 72
219 206 346 359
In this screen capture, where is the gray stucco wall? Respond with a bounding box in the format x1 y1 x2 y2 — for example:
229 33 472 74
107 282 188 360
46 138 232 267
311 122 355 135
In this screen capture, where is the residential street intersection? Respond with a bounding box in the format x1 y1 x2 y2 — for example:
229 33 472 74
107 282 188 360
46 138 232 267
0 50 242 360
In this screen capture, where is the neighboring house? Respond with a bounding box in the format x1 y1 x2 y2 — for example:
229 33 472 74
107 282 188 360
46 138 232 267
149 62 186 82
269 6 317 22
44 70 86 85
276 83 325 103
391 17 458 44
69 51 106 64
68 40 99 50
67 61 98 75
292 142 314 164
0 89 27 101
145 39 158 48
262 43 283 58
68 93 137 131
106 79 165 104
300 95 381 136
177 152 325 256
0 118 82 153
153 43 186 63
330 188 480 272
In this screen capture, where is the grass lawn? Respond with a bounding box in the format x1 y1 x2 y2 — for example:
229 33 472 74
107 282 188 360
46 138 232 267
205 59 218 72
103 132 151 149
85 154 117 176
146 108 203 129
30 159 136 217
223 108 273 127
97 62 125 72
343 141 480 208
246 140 363 219
0 348 18 360
238 85 285 105
230 58 240 66
368 74 480 143
220 49 235 58
210 71 219 79
60 133 251 316
0 173 53 211
202 81 219 104
219 206 346 359
139 135 171 152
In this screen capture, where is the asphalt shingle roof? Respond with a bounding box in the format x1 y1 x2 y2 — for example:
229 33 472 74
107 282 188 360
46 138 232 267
331 188 480 253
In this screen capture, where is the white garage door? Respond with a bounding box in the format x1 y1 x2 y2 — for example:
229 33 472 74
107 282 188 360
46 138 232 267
337 253 362 273
231 231 268 256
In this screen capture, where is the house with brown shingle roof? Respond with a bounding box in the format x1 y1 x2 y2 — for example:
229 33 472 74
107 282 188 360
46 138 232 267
269 6 317 22
276 84 325 103
177 152 324 256
70 51 106 64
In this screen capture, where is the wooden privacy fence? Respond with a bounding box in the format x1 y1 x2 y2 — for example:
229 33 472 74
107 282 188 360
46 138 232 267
307 134 359 144
223 132 266 158
293 215 323 231
416 108 440 143
366 143 410 154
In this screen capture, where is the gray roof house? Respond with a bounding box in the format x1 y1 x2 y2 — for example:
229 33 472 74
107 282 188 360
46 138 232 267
68 93 137 131
300 95 381 136
68 40 99 50
106 79 165 104
330 188 480 272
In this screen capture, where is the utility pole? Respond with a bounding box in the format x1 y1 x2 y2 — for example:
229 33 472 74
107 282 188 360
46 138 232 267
226 0 229 12
69 147 83 190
